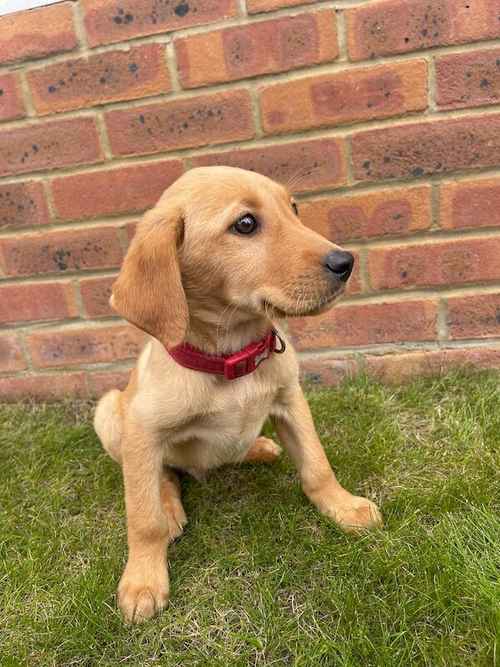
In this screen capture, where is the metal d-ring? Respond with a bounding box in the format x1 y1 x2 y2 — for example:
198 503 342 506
272 329 286 354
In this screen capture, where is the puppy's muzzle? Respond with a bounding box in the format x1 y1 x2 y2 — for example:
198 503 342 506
323 250 354 283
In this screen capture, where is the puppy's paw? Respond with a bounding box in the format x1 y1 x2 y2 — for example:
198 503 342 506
310 486 382 533
164 499 187 543
244 436 282 464
118 562 169 624
330 495 383 533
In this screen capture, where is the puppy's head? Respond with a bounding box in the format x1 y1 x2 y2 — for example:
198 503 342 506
111 166 353 347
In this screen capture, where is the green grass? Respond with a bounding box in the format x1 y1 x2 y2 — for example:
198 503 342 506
1 371 499 666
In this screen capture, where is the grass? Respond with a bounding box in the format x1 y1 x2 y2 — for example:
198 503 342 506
0 371 499 666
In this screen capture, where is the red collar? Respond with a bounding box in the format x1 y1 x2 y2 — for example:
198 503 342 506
168 329 285 380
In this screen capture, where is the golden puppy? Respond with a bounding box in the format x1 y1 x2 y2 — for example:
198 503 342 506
94 166 382 623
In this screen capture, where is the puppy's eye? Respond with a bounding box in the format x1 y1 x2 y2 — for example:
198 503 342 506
291 202 298 215
231 213 259 236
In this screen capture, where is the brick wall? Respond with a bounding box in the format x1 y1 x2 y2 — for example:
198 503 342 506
1 0 500 399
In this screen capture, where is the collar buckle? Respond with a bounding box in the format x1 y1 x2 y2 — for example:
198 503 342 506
223 334 274 380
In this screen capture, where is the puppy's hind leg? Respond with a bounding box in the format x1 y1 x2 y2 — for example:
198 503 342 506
243 436 282 464
160 467 187 543
94 389 123 464
94 393 187 543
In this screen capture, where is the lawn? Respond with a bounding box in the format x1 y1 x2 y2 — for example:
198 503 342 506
0 371 499 666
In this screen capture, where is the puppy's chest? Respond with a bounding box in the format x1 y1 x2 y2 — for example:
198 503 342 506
168 377 276 450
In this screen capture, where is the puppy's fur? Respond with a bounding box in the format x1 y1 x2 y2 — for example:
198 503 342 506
94 167 382 623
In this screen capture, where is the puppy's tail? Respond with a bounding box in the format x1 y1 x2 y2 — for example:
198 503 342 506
94 389 123 465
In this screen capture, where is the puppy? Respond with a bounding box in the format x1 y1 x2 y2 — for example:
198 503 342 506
94 166 382 623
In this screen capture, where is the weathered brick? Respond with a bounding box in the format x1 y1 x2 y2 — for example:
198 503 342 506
440 177 500 231
28 44 170 115
259 59 427 135
82 0 237 48
124 221 137 243
0 373 87 401
352 114 500 183
52 160 183 222
106 89 254 157
368 237 500 291
365 347 500 383
192 138 347 193
346 251 362 296
365 350 444 382
300 355 358 386
80 276 115 318
447 293 500 340
0 2 77 65
0 226 123 278
175 11 337 89
0 74 25 122
435 47 500 111
0 282 78 325
0 181 50 230
289 300 437 350
247 0 316 14
346 0 500 62
87 369 131 395
0 335 26 372
0 117 102 178
300 185 431 243
29 325 144 368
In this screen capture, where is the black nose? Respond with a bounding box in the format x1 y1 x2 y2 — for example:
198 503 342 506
323 250 354 282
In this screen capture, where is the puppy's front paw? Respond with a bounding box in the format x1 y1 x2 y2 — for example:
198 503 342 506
311 487 383 532
118 561 169 624
331 495 383 533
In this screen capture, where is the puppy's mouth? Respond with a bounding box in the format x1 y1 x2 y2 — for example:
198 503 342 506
261 290 343 318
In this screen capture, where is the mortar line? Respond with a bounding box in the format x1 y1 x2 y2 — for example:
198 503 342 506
334 5 348 62
165 40 181 93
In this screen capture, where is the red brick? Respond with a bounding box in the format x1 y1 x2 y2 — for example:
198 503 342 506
0 226 123 278
289 299 437 350
28 44 170 116
52 160 183 222
29 325 144 368
192 138 347 194
346 0 500 62
447 293 500 340
106 89 254 157
436 48 500 111
247 0 316 14
440 177 500 231
0 335 26 372
124 221 137 243
259 59 427 135
368 238 500 291
0 373 87 401
0 117 102 178
0 2 77 65
80 276 115 318
300 185 431 243
175 11 337 89
300 355 358 386
87 370 131 395
365 347 500 383
346 252 362 296
352 114 500 183
0 181 50 230
0 74 25 122
82 0 237 48
0 282 78 325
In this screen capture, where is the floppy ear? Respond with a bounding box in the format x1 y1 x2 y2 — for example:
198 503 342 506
110 204 188 348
